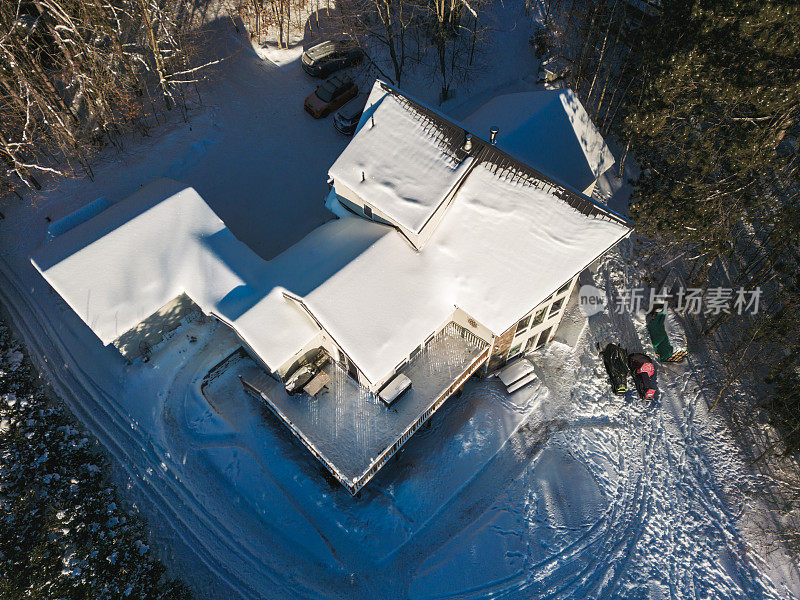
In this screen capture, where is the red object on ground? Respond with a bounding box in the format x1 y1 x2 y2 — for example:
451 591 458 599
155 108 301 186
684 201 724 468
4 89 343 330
637 362 655 377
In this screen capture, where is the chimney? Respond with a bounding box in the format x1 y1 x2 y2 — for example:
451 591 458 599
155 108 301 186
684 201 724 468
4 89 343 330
489 126 499 144
463 133 473 152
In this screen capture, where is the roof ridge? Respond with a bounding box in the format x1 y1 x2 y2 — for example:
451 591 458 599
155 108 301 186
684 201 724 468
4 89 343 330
376 81 633 228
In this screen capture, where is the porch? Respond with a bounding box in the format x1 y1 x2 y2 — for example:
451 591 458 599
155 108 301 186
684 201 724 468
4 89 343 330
222 322 489 494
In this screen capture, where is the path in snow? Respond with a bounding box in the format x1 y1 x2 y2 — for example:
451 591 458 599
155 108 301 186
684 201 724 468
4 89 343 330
1 8 799 600
405 250 797 599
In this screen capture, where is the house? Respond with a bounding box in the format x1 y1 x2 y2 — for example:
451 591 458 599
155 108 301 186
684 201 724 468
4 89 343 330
31 80 632 494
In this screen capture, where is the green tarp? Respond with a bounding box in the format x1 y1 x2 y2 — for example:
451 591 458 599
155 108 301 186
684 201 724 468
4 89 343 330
647 312 675 361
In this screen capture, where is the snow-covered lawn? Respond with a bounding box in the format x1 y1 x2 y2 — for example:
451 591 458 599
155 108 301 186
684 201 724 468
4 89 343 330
1 4 799 600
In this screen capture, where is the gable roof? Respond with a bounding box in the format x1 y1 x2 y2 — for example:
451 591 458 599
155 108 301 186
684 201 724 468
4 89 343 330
31 179 321 370
298 161 632 385
328 86 472 235
463 89 615 193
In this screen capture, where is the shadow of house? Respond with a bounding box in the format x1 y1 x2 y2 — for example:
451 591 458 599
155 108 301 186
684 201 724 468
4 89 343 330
113 293 201 360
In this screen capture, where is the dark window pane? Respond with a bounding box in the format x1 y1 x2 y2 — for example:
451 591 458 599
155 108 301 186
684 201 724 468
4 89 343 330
317 85 335 102
536 327 552 348
516 315 531 333
532 307 547 326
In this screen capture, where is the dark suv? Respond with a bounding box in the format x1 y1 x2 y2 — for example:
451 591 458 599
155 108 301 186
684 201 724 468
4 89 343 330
334 93 369 135
305 75 358 119
301 40 364 78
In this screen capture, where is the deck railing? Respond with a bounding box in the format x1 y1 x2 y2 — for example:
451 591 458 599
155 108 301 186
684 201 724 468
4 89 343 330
348 343 491 494
240 326 491 496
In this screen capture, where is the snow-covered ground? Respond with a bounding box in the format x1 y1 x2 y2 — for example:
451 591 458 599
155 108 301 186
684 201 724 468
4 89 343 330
1 3 799 599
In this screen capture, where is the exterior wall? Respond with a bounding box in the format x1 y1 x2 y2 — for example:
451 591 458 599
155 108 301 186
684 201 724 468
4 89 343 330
370 309 492 393
485 274 580 372
370 313 454 392
271 331 325 379
112 293 200 360
452 308 494 346
486 324 517 373
333 182 424 249
334 183 394 227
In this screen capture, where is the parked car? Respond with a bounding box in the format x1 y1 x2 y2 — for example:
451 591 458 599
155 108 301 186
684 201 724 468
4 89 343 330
334 93 369 135
628 352 657 400
599 342 629 395
304 75 358 119
301 40 364 78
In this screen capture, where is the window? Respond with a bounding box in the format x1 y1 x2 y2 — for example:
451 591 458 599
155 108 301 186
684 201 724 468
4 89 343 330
508 343 522 359
364 204 373 219
536 327 552 349
548 297 564 317
515 315 531 334
532 307 547 327
524 335 537 352
346 357 359 382
410 344 423 362
556 280 571 296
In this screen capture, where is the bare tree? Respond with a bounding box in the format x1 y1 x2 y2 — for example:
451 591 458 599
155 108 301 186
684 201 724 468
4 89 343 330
0 0 223 191
428 0 486 102
337 0 420 85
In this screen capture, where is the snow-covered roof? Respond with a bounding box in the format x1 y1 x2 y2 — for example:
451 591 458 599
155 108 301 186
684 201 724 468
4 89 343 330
31 179 320 370
463 89 615 193
303 161 631 384
32 83 632 389
328 83 472 235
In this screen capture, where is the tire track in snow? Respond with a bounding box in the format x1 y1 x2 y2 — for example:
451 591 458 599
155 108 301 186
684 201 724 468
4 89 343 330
0 257 349 600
